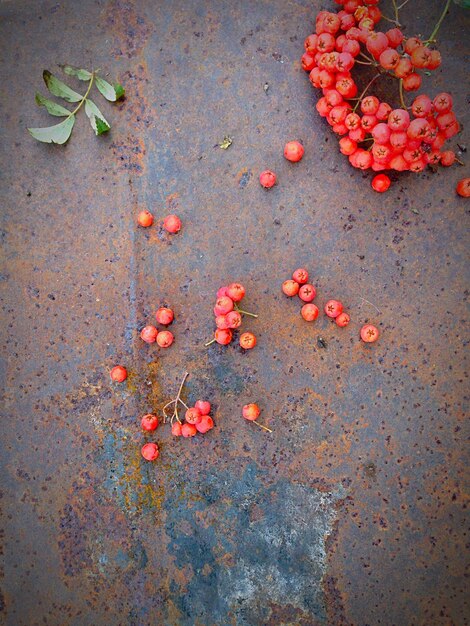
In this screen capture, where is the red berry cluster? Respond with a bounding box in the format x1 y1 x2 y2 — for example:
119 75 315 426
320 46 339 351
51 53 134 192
281 267 379 341
140 306 175 348
171 400 214 438
207 282 257 349
302 1 461 188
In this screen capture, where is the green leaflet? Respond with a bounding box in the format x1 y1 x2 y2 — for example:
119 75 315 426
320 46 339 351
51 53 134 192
43 70 82 102
95 76 125 102
35 92 71 116
85 99 110 135
28 116 75 144
62 65 93 81
453 0 470 7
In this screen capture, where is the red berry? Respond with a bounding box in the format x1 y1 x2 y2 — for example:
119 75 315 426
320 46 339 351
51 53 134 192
324 300 343 318
217 286 229 298
440 151 455 167
379 48 400 70
427 49 442 70
225 310 242 329
456 178 470 198
172 422 183 436
335 312 350 327
388 109 410 132
299 284 317 302
194 400 211 416
140 325 158 343
141 414 159 431
366 31 388 58
386 28 404 48
156 330 174 348
141 442 159 461
259 170 277 189
360 324 380 343
284 141 304 162
404 37 422 55
411 95 433 118
181 423 197 437
301 52 316 71
292 268 309 284
371 123 391 145
402 73 421 92
371 174 391 192
226 283 245 302
242 403 260 421
317 33 336 53
196 415 214 434
240 332 256 349
301 303 319 322
376 102 392 121
163 214 182 234
394 57 413 78
185 407 202 425
282 279 300 297
339 136 357 156
110 365 127 383
410 46 432 69
360 96 380 116
433 92 453 113
214 296 234 316
215 328 233 345
137 210 153 227
215 314 230 330
304 34 318 53
155 307 174 325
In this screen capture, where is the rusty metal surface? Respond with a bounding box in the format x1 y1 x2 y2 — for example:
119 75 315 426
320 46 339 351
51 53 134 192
1 0 469 624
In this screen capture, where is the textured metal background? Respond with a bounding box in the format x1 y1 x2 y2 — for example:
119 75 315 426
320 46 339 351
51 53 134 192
1 0 469 624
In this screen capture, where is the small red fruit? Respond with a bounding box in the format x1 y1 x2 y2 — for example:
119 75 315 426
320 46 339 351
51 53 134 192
156 330 174 348
217 286 229 298
215 314 230 330
140 325 158 343
324 300 343 318
185 407 202 425
172 422 183 436
371 174 391 193
240 332 257 349
360 324 379 343
284 141 304 162
439 151 455 167
225 310 242 329
181 423 197 437
226 283 246 302
137 210 153 227
141 414 159 431
292 268 309 284
282 279 300 297
301 303 319 322
194 400 211 416
196 415 214 434
110 365 127 383
155 307 174 325
141 442 159 461
242 403 261 421
335 312 350 327
214 296 234 316
299 284 316 302
163 214 182 234
456 178 470 198
215 328 233 345
259 170 277 189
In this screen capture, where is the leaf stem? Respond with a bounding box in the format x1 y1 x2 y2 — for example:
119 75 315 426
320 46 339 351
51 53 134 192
68 72 95 118
426 0 452 45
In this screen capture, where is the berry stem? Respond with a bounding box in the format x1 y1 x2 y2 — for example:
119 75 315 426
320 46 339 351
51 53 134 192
426 0 452 45
254 421 273 433
235 307 258 318
397 0 411 9
162 371 189 424
391 0 400 24
399 78 407 109
456 157 465 166
204 338 216 346
352 74 381 112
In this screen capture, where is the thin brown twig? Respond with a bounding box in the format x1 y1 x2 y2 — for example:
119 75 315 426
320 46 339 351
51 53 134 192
359 297 382 315
162 371 189 424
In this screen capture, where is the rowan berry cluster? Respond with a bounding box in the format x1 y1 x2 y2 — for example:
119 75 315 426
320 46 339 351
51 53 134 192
140 306 175 349
206 283 258 349
301 1 462 190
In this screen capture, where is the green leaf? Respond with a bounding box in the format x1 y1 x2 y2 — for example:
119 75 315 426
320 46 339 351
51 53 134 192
35 92 71 116
95 76 125 102
85 99 110 135
61 65 92 81
43 70 82 102
28 115 75 144
453 0 470 7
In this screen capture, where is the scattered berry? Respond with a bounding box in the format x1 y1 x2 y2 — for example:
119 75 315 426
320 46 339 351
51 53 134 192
137 210 153 227
282 279 300 297
301 303 319 321
227 283 246 302
163 214 182 234
141 442 159 461
324 300 343 318
360 323 380 343
140 325 158 344
110 365 127 383
141 414 159 431
284 140 305 162
335 312 350 327
259 170 277 188
371 173 391 192
156 330 174 348
215 328 233 345
292 268 309 284
299 284 317 302
155 307 174 325
240 332 257 349
242 403 260 421
456 178 470 198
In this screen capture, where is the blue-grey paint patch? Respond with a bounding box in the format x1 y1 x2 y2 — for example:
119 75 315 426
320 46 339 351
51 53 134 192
165 463 345 625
